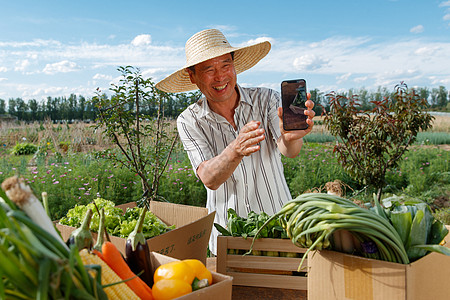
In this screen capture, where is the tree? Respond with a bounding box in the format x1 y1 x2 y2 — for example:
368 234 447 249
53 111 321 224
173 91 201 117
309 88 326 115
324 82 434 202
417 87 430 105
78 95 86 120
59 96 70 121
0 99 5 114
430 86 448 109
373 86 390 103
92 66 178 204
15 98 28 121
44 97 52 120
28 99 39 120
436 86 448 108
358 88 371 111
8 98 17 117
68 94 78 121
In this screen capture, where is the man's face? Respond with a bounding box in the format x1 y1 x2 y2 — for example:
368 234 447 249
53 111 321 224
187 53 237 105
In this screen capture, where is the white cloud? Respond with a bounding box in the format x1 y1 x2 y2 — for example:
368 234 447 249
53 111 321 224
337 73 352 84
14 59 30 72
410 25 424 33
440 1 450 24
0 78 7 82
354 76 368 83
0 67 7 72
14 83 94 99
239 37 274 47
0 39 61 48
1 32 449 100
93 73 113 80
252 35 450 92
131 34 152 46
293 54 329 71
208 25 239 36
414 46 440 56
434 77 450 84
142 68 166 79
42 60 78 74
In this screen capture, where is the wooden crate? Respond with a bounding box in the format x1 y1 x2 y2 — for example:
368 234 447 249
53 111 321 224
216 236 308 291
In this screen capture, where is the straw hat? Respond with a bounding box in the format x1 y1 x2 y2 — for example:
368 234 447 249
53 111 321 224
155 29 271 93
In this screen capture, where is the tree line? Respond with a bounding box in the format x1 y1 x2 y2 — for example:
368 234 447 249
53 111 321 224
0 91 201 123
0 85 448 123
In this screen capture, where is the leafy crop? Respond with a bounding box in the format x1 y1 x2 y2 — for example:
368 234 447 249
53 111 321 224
214 208 287 239
59 198 174 239
11 142 38 155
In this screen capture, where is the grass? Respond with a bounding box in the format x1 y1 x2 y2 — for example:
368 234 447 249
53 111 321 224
415 132 450 145
0 150 206 220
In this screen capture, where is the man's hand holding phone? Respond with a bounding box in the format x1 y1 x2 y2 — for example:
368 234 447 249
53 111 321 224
278 92 315 141
276 86 315 159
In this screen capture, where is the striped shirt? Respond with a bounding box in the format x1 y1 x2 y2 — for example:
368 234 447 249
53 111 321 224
177 85 292 255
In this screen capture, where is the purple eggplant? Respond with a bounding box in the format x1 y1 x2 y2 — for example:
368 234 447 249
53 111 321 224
125 206 153 287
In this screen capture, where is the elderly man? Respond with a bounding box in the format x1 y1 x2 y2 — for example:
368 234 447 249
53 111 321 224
156 29 315 255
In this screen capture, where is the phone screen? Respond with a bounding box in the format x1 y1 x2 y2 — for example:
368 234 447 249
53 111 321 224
281 79 308 131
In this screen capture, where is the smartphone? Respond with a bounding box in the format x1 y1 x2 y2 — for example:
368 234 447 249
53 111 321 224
281 79 308 131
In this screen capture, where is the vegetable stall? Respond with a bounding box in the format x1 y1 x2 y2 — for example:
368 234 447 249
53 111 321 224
0 176 231 300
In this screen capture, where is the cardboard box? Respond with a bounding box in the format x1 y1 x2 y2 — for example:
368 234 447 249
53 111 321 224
307 249 450 300
56 201 215 264
151 251 232 300
216 236 308 291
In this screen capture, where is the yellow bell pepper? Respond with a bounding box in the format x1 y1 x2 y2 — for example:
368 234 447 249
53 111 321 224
183 259 213 285
152 279 192 300
152 259 212 300
154 260 196 284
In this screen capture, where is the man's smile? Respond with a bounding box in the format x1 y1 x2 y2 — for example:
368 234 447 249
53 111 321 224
213 83 227 91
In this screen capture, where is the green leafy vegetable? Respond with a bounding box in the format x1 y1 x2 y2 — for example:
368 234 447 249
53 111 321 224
381 195 449 262
59 198 175 239
214 208 287 239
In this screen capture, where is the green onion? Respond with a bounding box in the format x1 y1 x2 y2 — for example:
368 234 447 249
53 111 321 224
249 193 450 271
1 176 108 299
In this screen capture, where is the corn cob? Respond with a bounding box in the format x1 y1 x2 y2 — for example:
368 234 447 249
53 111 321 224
79 249 140 299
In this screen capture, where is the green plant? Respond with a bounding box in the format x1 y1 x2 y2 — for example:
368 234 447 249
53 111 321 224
0 183 109 299
415 132 450 145
11 142 38 155
59 141 70 152
214 208 287 239
92 66 178 204
282 144 359 197
323 82 434 202
158 160 206 206
303 132 336 143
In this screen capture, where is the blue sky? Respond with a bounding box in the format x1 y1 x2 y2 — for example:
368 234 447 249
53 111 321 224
1 0 449 101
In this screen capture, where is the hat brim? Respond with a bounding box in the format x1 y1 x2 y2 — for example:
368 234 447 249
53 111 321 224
156 41 271 93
